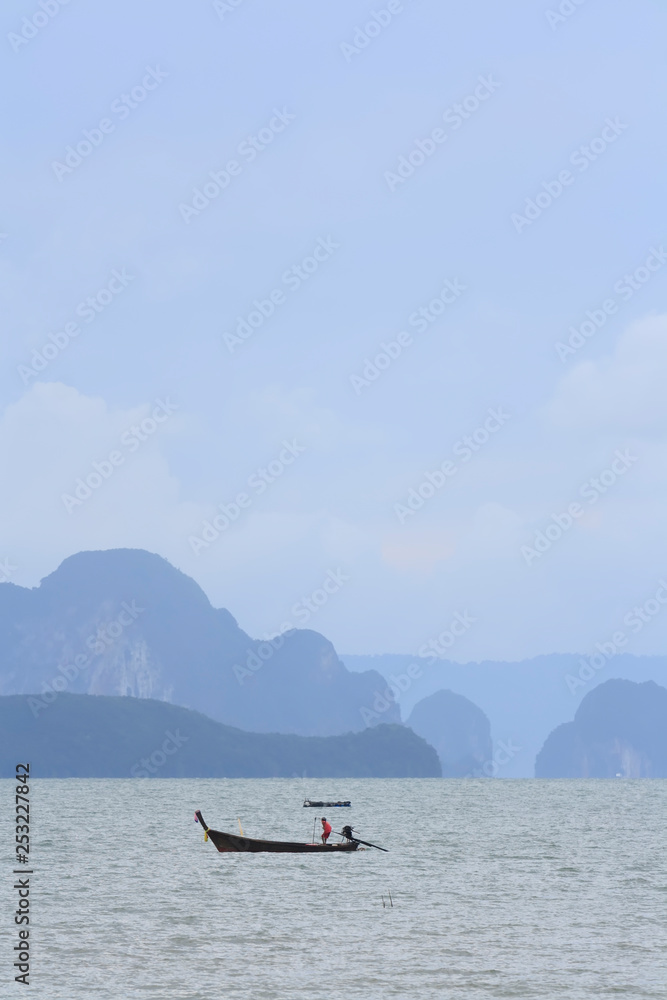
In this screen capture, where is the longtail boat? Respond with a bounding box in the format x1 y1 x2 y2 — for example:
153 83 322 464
303 799 351 808
194 810 358 854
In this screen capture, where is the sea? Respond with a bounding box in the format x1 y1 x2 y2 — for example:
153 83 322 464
3 778 667 999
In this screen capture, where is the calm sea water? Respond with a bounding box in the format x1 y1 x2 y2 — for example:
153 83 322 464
3 778 667 999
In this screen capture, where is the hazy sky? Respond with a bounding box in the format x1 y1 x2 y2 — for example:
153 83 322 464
2 0 667 661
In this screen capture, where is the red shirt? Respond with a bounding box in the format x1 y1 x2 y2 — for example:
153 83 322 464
322 821 332 837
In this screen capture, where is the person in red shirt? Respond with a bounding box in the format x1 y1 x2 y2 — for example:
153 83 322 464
320 817 332 843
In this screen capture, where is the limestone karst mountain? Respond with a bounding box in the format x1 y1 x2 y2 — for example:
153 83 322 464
345 653 667 776
0 548 399 736
536 679 667 777
407 689 493 776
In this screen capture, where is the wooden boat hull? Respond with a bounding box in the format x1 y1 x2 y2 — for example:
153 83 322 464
195 810 358 854
303 800 351 807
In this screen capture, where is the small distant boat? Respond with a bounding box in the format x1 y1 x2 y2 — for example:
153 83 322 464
194 810 358 854
303 799 351 808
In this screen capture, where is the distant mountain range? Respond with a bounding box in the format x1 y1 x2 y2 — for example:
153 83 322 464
0 549 399 736
536 680 667 777
0 693 440 778
343 653 667 777
6 548 667 778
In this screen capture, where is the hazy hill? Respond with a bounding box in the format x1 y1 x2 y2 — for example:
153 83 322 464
0 549 398 736
0 693 440 778
343 653 667 777
407 690 492 776
535 679 667 778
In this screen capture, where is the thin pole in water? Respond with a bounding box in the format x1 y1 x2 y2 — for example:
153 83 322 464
388 891 393 908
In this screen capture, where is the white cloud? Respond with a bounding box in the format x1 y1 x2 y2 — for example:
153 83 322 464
0 384 354 627
3 349 667 663
546 314 667 435
0 383 199 587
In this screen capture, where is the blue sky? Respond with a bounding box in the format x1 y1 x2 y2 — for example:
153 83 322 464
2 0 667 660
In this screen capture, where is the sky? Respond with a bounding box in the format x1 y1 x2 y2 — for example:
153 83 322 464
1 0 667 661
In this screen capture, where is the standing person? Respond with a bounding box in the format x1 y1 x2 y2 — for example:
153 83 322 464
320 817 332 843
